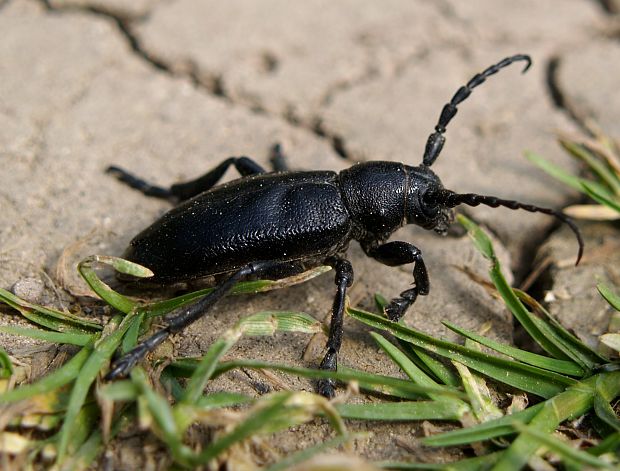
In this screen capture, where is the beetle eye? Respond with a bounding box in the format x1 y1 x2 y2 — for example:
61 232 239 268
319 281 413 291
421 189 439 213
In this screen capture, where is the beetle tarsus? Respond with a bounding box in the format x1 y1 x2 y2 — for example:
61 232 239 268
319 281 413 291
106 166 173 199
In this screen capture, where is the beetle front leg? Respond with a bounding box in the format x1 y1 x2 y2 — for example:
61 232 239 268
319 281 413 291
105 260 285 380
318 257 354 398
107 156 267 201
363 241 429 321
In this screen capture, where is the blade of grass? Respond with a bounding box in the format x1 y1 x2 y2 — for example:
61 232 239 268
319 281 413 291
598 283 620 311
443 321 583 376
0 287 102 332
181 311 322 404
582 182 620 213
511 421 614 469
492 371 620 470
210 359 465 399
0 325 94 347
55 313 141 464
348 306 575 398
0 343 93 404
337 366 426 399
336 400 469 421
587 432 620 456
452 356 502 424
143 266 331 319
0 347 13 379
190 393 292 465
77 256 148 314
515 290 606 367
265 433 362 471
130 367 193 466
594 374 620 432
458 214 586 362
561 140 620 196
377 452 503 470
371 333 457 401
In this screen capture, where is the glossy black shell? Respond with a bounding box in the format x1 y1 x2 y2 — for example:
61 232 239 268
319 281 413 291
124 171 353 282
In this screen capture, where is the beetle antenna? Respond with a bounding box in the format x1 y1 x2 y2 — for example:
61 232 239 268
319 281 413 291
422 54 532 167
436 190 584 265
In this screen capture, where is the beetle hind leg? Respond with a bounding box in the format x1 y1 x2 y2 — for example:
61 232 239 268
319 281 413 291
317 257 354 398
105 260 286 381
107 156 267 202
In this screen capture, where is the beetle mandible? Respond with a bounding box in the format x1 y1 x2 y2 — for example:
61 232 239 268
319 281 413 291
105 54 583 397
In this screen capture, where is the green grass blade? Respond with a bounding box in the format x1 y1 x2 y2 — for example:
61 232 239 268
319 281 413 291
526 151 616 199
78 256 145 314
336 400 469 421
443 321 583 376
98 380 139 402
337 366 426 399
452 345 503 424
458 214 585 362
582 182 620 212
511 422 614 469
0 325 94 346
561 140 620 195
180 338 232 405
492 371 620 470
195 391 254 409
526 151 587 192
130 367 193 465
181 311 322 404
377 452 503 470
594 374 620 432
265 433 361 471
587 432 620 456
144 267 331 318
0 287 102 333
192 393 291 465
0 347 13 379
348 306 575 398
515 290 607 367
598 283 620 311
209 359 465 399
0 344 93 404
55 313 140 464
423 403 545 446
371 333 448 396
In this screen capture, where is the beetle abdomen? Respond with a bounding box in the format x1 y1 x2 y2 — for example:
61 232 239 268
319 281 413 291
124 171 352 282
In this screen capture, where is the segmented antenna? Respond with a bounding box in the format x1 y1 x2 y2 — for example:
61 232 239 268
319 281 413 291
437 190 584 265
422 54 532 167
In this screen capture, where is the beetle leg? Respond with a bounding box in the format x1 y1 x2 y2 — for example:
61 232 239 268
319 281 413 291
105 260 282 380
363 241 429 321
106 156 267 201
317 257 354 398
268 143 289 172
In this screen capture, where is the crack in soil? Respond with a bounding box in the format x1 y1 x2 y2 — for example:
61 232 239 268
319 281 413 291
36 0 362 163
545 54 595 136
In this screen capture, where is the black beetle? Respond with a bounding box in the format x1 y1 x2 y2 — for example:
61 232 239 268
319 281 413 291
105 54 583 397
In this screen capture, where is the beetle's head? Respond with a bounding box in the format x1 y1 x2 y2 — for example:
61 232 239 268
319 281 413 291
403 165 454 234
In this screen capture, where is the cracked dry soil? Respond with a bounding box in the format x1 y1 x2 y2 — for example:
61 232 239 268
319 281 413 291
1 0 620 468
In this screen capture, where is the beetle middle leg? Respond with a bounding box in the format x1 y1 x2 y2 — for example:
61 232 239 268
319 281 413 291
107 156 267 201
363 241 429 321
105 259 292 380
317 257 354 398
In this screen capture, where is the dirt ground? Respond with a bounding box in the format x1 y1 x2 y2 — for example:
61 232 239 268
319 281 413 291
1 0 619 468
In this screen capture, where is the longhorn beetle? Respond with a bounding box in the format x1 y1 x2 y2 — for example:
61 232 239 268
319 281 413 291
105 54 583 397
